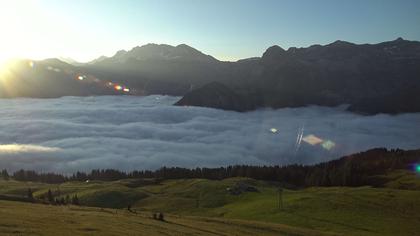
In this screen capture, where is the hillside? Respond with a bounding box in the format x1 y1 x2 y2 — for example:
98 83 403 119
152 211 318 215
1 171 420 235
2 148 420 235
177 38 420 114
2 39 420 114
8 148 420 188
0 200 328 236
0 59 125 98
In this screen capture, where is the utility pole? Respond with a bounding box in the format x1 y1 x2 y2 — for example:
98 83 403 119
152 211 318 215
278 188 283 210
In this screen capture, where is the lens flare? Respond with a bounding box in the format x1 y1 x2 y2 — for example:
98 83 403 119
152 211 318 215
302 134 323 145
416 164 420 173
114 85 122 90
77 76 84 81
321 140 336 150
294 125 305 153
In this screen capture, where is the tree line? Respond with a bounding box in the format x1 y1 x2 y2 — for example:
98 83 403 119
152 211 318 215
1 148 419 188
26 187 79 205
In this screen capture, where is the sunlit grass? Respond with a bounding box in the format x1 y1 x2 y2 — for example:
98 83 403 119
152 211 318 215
2 175 419 235
0 199 321 236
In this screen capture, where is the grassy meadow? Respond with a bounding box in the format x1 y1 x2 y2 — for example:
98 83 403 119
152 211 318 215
0 170 419 235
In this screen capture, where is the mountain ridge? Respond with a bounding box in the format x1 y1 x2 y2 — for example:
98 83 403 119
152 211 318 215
93 43 217 64
2 38 420 114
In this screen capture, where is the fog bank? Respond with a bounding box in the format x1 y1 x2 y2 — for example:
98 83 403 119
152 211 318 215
0 95 419 173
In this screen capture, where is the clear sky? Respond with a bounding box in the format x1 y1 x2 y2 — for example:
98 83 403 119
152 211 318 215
0 0 419 63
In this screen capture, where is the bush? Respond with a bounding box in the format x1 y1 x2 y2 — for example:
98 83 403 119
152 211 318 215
158 212 164 221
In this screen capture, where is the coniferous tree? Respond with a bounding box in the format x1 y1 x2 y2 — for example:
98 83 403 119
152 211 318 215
72 195 79 205
27 188 34 202
1 169 9 180
47 189 54 203
65 195 71 205
1 148 419 188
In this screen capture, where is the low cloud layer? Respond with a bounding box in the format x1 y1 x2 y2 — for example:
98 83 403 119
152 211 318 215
0 95 419 173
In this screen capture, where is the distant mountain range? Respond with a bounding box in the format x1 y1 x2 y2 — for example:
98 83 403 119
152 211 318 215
1 38 420 114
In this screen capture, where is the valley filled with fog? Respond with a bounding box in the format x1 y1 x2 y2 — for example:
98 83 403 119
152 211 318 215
0 95 419 173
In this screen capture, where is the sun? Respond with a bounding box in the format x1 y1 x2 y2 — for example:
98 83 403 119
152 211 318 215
0 1 23 66
0 0 60 65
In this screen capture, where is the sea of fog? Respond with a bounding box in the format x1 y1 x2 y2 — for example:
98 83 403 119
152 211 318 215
0 95 419 173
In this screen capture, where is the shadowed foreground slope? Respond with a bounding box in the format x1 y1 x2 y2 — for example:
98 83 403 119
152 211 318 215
0 200 328 236
1 174 420 235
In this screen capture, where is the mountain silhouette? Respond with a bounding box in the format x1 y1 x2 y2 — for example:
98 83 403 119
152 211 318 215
1 39 420 114
177 38 420 114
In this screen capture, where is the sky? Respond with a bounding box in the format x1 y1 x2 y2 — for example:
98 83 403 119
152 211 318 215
0 0 419 63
